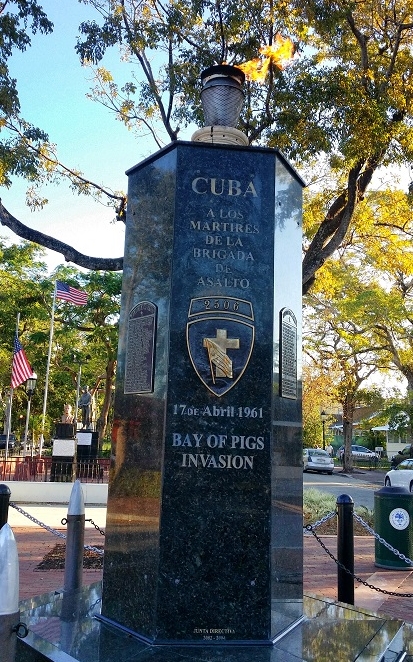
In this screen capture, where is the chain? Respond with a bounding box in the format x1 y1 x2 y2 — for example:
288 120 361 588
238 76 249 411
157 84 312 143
353 513 413 566
307 524 413 598
10 502 104 555
304 511 336 532
84 544 104 555
11 503 413 590
10 502 66 539
86 597 102 615
85 518 105 536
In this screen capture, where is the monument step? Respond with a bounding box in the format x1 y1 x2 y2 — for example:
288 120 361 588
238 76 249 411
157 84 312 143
15 584 413 661
355 570 412 614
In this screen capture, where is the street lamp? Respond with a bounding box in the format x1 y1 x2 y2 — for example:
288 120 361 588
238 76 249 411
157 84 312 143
320 410 328 450
23 373 37 457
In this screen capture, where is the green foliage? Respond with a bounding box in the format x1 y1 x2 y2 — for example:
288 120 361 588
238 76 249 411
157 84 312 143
74 0 413 164
306 186 413 393
303 488 374 527
0 2 53 187
303 488 336 519
0 240 121 442
302 366 336 447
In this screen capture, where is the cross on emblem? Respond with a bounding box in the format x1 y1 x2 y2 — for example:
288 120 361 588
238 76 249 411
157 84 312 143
203 329 240 381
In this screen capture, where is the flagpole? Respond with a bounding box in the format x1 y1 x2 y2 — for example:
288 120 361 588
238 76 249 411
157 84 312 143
5 314 20 461
40 284 57 457
74 364 81 432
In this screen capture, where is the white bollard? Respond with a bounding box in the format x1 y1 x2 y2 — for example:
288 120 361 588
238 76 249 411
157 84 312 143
0 523 19 662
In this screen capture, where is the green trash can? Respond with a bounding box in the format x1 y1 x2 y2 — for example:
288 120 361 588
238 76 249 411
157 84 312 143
375 486 413 569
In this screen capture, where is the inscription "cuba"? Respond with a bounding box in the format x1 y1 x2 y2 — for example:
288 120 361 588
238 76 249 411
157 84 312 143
192 177 258 197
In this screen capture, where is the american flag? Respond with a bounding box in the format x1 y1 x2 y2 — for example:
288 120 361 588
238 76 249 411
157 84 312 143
11 336 33 389
56 281 88 306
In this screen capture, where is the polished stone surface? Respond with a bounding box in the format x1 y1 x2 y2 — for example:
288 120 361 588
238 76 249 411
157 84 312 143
103 141 304 642
16 583 413 661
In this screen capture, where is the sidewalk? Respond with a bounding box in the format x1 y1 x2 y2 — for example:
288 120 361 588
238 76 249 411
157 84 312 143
8 503 413 624
8 504 106 600
305 533 413 623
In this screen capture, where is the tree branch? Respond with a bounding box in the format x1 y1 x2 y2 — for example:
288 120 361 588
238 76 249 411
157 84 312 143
302 163 362 292
119 1 179 142
346 11 369 79
303 151 384 293
0 201 123 271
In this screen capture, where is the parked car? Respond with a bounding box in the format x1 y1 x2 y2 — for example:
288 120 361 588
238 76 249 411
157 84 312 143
385 459 413 492
0 434 16 450
303 448 334 475
338 444 379 461
390 444 413 468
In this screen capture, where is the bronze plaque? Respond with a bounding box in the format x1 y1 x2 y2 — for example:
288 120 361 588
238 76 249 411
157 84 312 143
125 302 157 394
280 308 297 399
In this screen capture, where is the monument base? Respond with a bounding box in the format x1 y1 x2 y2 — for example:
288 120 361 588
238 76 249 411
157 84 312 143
15 582 413 661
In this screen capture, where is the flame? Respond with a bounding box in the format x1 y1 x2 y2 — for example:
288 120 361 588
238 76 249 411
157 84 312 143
237 35 295 82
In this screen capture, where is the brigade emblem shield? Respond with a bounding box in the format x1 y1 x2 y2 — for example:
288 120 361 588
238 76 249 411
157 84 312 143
186 297 255 397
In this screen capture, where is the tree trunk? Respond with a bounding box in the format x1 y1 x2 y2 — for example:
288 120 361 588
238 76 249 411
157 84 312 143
342 396 354 473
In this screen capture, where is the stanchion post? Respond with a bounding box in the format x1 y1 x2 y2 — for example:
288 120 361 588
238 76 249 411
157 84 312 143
0 484 11 530
337 493 354 605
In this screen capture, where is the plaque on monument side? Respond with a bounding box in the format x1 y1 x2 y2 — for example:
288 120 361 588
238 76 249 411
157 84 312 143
124 301 157 394
279 307 298 399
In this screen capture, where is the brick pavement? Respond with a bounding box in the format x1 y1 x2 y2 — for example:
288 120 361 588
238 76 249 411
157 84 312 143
14 525 104 600
304 533 413 623
13 523 413 625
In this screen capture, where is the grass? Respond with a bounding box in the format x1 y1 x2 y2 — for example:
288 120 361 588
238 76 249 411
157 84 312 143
303 488 336 521
304 488 374 534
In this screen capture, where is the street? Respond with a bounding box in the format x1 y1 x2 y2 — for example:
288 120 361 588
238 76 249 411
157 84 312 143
303 469 385 510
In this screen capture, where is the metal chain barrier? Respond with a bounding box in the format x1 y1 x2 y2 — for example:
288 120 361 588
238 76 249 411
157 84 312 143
11 503 413 586
85 518 105 536
353 512 413 566
10 502 67 540
305 511 413 598
303 511 336 531
10 502 104 556
83 543 104 556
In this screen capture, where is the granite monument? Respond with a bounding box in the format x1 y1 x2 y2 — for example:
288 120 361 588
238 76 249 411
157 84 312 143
100 65 304 645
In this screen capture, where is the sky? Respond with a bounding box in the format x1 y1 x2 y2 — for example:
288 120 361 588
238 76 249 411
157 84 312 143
1 0 192 272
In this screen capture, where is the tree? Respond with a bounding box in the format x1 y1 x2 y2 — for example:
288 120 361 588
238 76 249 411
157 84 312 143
1 0 413 288
0 242 121 445
43 268 122 444
322 186 413 445
75 0 413 292
304 260 390 470
0 2 125 271
303 182 413 464
302 366 336 448
0 1 52 186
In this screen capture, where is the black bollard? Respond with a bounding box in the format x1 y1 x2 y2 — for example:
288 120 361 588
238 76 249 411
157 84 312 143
0 484 11 530
337 494 354 605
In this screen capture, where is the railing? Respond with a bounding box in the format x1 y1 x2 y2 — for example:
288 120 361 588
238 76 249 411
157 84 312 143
306 496 413 605
0 457 110 483
336 456 385 470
